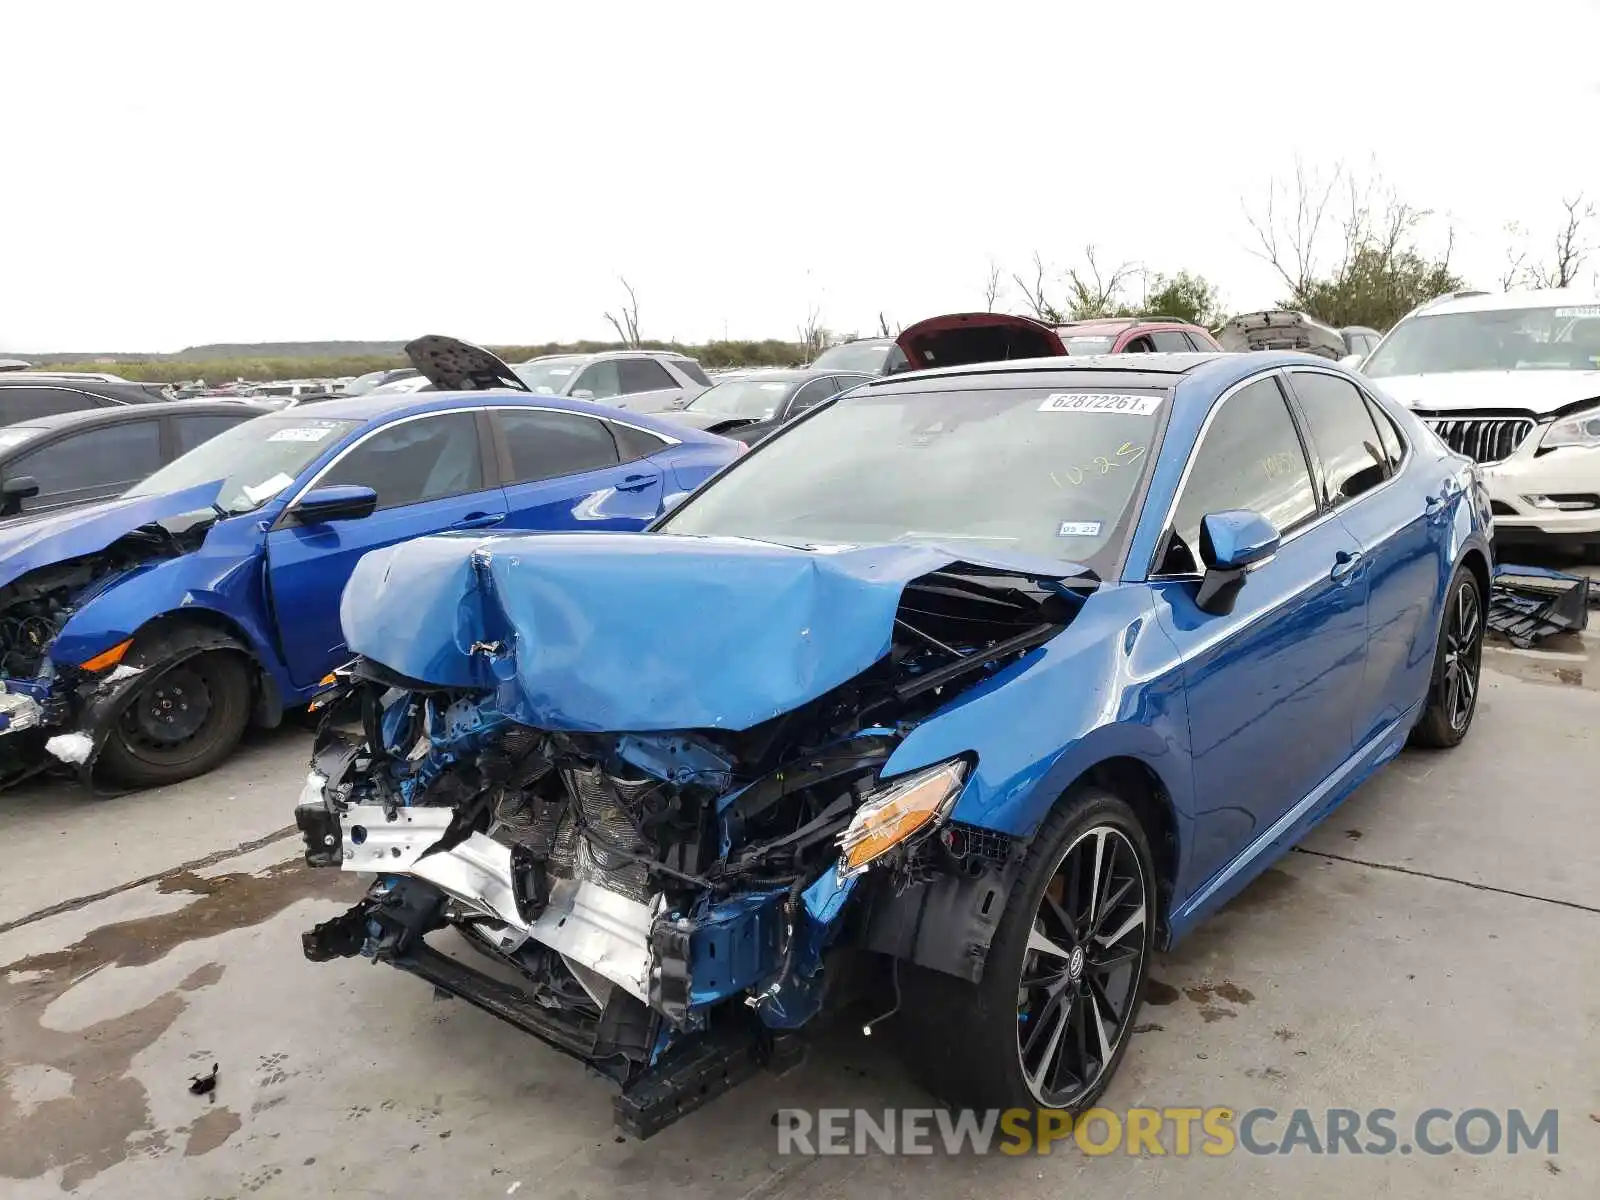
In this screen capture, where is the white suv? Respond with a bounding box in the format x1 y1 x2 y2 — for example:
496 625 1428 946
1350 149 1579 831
1360 289 1600 561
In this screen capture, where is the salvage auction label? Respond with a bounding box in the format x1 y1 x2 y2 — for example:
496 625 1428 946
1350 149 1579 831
1039 393 1164 415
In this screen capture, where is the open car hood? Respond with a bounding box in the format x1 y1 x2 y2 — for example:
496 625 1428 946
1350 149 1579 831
0 480 225 591
340 531 1091 732
404 334 530 392
895 312 1066 372
1217 310 1344 359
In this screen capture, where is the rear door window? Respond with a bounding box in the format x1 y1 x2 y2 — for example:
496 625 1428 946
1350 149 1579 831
1150 331 1192 352
1287 370 1390 504
9 420 164 511
496 410 620 483
571 361 621 399
617 359 678 395
787 379 840 416
0 387 105 423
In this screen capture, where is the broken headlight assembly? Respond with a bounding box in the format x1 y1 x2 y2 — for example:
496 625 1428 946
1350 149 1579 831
836 757 969 880
1539 404 1600 450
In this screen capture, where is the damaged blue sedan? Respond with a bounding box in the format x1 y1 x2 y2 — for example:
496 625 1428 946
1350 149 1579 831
298 351 1492 1136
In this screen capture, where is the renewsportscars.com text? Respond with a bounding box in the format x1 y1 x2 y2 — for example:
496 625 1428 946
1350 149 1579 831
776 1106 1561 1157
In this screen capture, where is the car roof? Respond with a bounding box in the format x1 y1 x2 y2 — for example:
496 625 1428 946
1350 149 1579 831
707 367 859 385
517 349 697 366
1412 287 1600 317
3 400 270 434
858 350 1333 395
289 388 723 440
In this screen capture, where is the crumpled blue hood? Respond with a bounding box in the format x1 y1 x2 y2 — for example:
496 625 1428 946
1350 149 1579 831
0 480 226 591
341 532 1086 732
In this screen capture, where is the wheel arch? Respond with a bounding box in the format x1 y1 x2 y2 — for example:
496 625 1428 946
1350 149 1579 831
122 609 283 728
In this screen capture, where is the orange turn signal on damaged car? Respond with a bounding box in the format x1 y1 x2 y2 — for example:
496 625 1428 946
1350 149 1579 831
78 638 133 672
836 758 969 879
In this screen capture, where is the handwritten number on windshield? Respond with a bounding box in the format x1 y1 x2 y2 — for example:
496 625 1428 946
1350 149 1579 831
1059 442 1145 488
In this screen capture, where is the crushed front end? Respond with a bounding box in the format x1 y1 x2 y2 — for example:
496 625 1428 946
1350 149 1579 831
298 533 1087 1136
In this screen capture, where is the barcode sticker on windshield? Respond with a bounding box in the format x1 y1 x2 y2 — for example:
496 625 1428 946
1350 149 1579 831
1039 393 1163 415
1554 306 1600 318
1058 521 1103 537
268 426 336 443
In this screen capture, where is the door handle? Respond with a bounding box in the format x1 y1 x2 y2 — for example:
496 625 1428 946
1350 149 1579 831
452 511 505 530
1425 479 1462 517
616 473 657 492
1330 549 1364 581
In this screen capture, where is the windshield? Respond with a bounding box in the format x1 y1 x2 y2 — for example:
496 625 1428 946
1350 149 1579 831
660 385 1169 575
514 358 586 393
811 342 891 373
686 379 793 418
1065 336 1116 355
126 414 359 513
1364 305 1600 377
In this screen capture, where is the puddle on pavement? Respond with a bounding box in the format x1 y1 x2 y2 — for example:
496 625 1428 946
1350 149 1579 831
0 858 364 1190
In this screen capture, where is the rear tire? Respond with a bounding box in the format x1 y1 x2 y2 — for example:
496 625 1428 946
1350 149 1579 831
901 787 1156 1112
96 650 253 788
1410 566 1484 749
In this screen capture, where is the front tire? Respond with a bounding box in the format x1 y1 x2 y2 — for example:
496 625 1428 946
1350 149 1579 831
1410 566 1485 749
903 787 1156 1111
96 650 253 787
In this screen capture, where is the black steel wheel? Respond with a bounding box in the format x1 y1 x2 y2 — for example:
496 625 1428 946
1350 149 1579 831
96 651 253 787
899 787 1156 1112
1411 567 1484 749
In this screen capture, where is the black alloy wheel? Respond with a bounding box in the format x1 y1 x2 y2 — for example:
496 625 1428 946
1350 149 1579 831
1017 824 1149 1106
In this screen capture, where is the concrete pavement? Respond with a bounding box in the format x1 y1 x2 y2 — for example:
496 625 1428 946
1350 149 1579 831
1 650 1596 1197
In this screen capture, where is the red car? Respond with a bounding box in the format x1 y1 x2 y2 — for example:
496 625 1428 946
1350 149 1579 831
891 312 1221 372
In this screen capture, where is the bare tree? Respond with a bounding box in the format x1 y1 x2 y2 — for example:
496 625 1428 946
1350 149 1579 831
1526 194 1595 289
876 312 895 337
602 277 642 347
1012 252 1064 323
1063 245 1137 318
797 304 826 361
982 260 1004 311
1243 158 1344 302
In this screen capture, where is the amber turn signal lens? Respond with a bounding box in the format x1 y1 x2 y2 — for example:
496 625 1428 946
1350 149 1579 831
837 759 968 878
78 638 133 672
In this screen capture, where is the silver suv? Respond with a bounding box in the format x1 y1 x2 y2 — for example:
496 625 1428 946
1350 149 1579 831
511 350 711 411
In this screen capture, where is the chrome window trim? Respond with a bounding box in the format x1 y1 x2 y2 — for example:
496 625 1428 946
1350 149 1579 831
281 403 679 512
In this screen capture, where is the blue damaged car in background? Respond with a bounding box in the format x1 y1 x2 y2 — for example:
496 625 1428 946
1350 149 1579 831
297 351 1492 1137
0 338 739 789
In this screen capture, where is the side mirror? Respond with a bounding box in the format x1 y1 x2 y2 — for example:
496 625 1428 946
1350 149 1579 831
1338 353 1364 371
291 484 378 525
1194 509 1280 615
0 475 40 514
570 388 596 400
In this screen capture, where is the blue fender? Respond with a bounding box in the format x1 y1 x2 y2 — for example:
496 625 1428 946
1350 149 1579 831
879 582 1194 861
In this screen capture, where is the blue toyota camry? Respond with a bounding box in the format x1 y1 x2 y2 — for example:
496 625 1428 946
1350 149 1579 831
0 341 739 789
297 350 1491 1136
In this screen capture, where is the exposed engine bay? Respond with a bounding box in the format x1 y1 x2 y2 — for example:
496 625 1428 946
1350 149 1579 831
298 556 1089 1135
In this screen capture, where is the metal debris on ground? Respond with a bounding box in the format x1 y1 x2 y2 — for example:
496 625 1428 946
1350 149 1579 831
1488 564 1593 647
188 1062 219 1097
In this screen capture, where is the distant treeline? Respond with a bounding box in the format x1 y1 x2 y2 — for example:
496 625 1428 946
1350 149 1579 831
23 339 817 383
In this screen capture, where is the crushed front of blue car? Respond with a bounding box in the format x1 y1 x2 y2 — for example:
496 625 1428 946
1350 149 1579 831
297 531 1094 1136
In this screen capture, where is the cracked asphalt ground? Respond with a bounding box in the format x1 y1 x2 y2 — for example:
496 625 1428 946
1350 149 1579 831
2 634 1596 1197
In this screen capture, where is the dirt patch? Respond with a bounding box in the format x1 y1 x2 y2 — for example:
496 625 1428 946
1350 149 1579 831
1184 981 1255 1006
0 858 363 1189
182 1107 242 1157
1142 978 1180 1006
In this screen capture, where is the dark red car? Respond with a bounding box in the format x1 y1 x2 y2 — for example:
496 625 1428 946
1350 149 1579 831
891 312 1221 372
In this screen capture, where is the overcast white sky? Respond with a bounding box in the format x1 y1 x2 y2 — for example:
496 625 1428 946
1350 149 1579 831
5 0 1600 353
